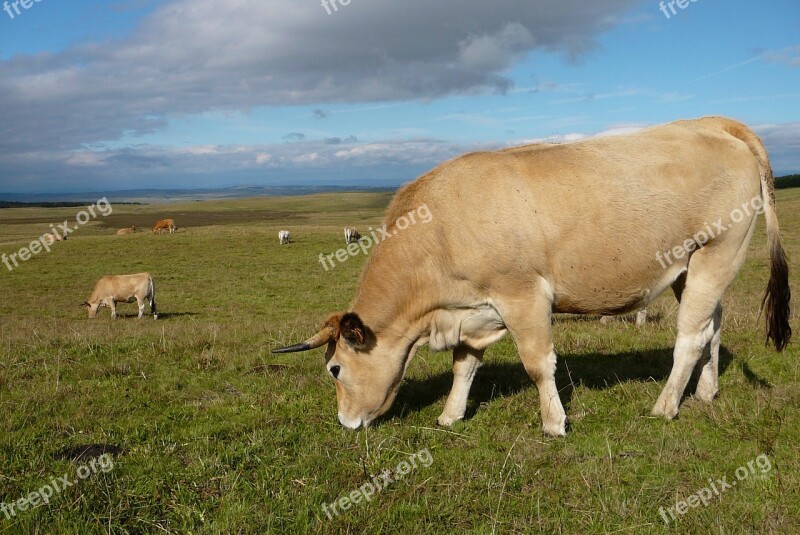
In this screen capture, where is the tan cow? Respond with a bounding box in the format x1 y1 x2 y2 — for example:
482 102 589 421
41 230 67 245
116 226 136 235
82 273 157 319
274 117 791 436
152 219 176 234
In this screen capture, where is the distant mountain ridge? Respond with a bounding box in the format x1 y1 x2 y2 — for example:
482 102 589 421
2 176 798 205
0 184 396 205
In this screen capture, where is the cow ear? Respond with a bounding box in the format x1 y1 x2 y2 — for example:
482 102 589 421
339 312 370 349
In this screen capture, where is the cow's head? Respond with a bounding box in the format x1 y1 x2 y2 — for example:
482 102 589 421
273 313 411 429
81 301 100 318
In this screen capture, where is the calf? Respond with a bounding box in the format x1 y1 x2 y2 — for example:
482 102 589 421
82 273 157 319
279 230 291 245
116 226 136 235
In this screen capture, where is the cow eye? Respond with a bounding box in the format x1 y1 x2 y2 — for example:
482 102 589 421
329 365 341 379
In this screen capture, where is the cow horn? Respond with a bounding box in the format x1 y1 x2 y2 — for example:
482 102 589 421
272 324 336 354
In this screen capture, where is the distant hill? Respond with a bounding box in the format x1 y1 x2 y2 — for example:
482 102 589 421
0 185 396 205
776 174 800 189
0 200 142 209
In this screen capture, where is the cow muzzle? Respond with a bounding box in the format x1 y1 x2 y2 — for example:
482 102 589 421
338 413 367 429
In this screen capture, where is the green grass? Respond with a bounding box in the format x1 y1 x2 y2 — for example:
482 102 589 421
1 190 798 534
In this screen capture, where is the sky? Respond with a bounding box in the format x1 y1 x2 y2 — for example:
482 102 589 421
0 0 798 194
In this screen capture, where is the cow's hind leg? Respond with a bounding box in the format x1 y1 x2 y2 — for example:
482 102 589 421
653 218 755 419
671 274 722 401
496 288 566 436
695 304 722 401
137 297 145 319
437 346 484 426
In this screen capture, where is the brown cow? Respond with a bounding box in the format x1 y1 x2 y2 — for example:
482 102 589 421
152 219 176 234
81 273 157 319
116 226 136 235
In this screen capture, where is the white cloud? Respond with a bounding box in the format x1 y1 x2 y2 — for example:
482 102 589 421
0 0 639 155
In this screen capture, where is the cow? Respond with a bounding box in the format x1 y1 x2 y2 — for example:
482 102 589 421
41 230 66 245
344 226 361 244
600 309 648 326
116 226 136 235
81 273 157 319
279 230 291 245
273 117 791 437
152 219 176 234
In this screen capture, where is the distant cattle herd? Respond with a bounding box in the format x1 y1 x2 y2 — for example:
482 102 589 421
81 220 371 318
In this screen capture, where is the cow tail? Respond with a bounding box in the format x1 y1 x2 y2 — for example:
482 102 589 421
723 121 792 351
149 276 158 319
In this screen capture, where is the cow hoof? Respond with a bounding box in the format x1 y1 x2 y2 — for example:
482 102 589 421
651 403 679 420
436 414 462 427
694 384 718 403
542 422 567 437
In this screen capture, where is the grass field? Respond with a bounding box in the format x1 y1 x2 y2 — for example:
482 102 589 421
0 189 798 534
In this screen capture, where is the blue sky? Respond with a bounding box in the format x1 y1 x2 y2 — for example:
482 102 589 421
0 0 798 193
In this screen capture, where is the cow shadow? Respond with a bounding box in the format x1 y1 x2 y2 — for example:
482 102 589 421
386 345 746 424
154 312 199 320
112 311 198 320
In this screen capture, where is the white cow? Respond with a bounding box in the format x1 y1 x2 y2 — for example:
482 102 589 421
279 230 291 245
344 226 361 244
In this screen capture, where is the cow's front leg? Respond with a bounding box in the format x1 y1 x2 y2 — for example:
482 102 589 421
437 346 484 426
496 288 566 436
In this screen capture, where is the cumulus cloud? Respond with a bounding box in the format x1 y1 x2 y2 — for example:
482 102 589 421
0 0 639 155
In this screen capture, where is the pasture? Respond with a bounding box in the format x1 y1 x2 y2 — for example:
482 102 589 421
0 189 798 533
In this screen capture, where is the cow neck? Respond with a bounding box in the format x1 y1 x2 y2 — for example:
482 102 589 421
349 240 438 345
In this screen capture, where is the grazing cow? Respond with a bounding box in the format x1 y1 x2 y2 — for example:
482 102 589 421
116 226 136 235
279 230 291 245
344 226 361 244
41 229 67 245
152 219 176 234
274 117 791 436
81 273 157 319
600 309 648 326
